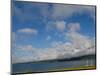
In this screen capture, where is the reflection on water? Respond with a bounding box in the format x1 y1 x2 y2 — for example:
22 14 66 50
12 58 96 73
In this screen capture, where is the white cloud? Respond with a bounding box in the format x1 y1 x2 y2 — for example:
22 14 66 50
66 22 95 50
55 21 66 31
17 28 38 35
66 32 93 48
12 55 36 64
66 32 95 56
65 22 95 57
36 48 58 61
12 28 38 43
12 44 58 63
46 21 66 32
17 45 34 51
12 33 95 63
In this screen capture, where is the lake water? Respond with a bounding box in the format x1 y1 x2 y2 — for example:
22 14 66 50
12 58 96 74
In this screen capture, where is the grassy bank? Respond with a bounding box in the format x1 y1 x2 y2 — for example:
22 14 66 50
47 66 96 72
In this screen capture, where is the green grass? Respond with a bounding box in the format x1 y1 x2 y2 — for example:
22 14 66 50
47 66 96 72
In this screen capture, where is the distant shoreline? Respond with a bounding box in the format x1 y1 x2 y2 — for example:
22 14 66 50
12 54 96 64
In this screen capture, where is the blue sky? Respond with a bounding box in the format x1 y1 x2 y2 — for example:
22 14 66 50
12 1 96 63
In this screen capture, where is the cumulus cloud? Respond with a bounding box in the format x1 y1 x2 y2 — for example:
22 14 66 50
65 22 95 57
66 32 93 48
17 28 38 35
12 34 95 64
46 21 66 32
55 21 66 31
66 32 95 56
66 22 95 50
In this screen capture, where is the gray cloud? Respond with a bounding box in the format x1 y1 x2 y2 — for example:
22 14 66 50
12 32 95 63
51 4 95 20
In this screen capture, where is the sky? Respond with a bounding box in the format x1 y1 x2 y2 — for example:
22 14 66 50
12 1 96 63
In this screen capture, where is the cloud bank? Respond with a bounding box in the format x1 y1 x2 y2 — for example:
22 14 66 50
51 4 95 20
12 23 95 64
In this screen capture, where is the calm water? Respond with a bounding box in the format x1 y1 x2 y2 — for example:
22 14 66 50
12 58 96 73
